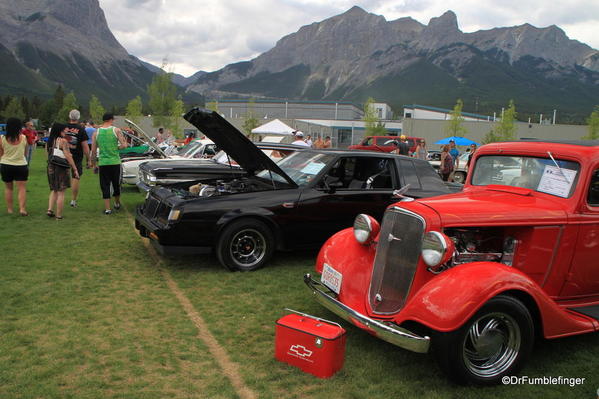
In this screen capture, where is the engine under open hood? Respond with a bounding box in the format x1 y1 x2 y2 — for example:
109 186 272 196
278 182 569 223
415 186 569 226
184 108 297 187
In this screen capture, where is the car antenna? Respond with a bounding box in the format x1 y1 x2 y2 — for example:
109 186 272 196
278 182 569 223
546 151 571 184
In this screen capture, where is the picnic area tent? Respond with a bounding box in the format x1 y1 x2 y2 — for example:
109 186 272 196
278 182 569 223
251 119 295 136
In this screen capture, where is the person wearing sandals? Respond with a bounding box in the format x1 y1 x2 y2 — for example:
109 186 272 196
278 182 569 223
47 123 79 219
90 113 127 215
0 117 29 216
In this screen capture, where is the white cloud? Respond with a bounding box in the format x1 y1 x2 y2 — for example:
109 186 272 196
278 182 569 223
98 0 599 77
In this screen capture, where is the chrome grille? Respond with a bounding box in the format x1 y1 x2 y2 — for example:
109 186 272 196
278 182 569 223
368 208 425 314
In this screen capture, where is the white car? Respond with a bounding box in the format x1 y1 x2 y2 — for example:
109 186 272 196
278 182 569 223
121 138 217 185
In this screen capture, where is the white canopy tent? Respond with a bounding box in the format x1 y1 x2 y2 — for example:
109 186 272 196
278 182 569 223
251 119 295 136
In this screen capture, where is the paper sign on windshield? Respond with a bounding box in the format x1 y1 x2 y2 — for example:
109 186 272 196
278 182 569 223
537 165 577 198
301 162 326 175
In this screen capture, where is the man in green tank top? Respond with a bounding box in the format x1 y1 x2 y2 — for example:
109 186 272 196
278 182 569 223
91 113 127 214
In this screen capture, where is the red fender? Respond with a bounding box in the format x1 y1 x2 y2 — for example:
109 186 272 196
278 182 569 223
398 262 598 338
315 228 377 315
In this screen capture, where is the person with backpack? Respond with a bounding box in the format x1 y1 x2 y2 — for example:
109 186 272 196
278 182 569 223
440 144 454 181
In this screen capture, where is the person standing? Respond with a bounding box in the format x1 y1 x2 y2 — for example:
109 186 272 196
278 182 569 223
21 120 37 165
91 113 127 215
85 121 96 151
291 131 310 147
305 134 313 147
467 143 477 168
313 136 324 149
47 123 79 219
413 139 427 160
440 144 454 182
65 110 91 207
449 140 460 168
0 118 28 215
397 135 409 156
322 136 332 149
155 128 164 144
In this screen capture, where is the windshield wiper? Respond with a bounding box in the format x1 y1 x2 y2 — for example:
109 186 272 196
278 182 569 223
547 151 571 184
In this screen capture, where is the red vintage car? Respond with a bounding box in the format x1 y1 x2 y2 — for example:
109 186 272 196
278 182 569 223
305 139 599 384
349 135 423 154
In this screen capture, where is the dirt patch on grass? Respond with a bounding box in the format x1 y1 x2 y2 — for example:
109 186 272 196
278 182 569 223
125 207 256 399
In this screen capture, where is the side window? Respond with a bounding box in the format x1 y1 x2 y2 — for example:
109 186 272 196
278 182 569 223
321 157 394 190
588 169 599 206
361 137 373 146
376 137 394 146
399 159 422 190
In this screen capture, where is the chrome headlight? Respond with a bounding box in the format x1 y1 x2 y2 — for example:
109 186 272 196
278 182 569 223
422 231 454 269
353 214 380 245
168 208 181 222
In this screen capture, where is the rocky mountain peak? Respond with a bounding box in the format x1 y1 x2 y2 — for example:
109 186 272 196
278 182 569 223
427 10 459 32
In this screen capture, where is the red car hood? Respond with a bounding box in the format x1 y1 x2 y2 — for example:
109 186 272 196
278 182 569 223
412 185 569 226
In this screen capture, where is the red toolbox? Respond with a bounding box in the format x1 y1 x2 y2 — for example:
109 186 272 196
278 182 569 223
275 311 346 378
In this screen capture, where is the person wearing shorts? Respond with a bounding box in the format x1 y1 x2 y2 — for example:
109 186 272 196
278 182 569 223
65 109 90 207
91 113 127 214
0 117 28 216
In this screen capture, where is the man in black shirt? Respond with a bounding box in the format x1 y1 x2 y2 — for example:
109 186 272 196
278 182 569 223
65 109 91 207
397 135 409 156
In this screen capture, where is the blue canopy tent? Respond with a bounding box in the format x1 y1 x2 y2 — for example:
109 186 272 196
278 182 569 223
435 136 479 146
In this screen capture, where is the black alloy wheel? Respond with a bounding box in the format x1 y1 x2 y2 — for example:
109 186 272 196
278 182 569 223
216 219 275 271
432 295 534 385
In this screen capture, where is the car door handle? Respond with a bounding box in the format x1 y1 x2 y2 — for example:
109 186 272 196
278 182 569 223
282 202 296 208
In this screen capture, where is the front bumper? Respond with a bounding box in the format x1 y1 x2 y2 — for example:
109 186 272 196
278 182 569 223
135 205 211 255
304 274 430 353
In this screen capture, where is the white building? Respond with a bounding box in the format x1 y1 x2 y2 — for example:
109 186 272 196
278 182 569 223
403 104 493 122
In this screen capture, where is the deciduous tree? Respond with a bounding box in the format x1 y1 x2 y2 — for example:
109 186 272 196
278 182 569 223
3 97 26 120
57 92 78 122
363 97 387 136
89 95 105 124
148 70 177 128
583 105 599 140
125 96 143 124
484 100 517 143
445 99 468 137
242 98 259 138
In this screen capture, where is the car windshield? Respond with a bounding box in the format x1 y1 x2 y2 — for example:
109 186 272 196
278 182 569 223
176 141 204 157
471 155 580 198
256 151 336 187
212 147 297 167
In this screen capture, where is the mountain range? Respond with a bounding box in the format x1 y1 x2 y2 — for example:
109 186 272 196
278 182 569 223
0 2 598 121
187 7 599 121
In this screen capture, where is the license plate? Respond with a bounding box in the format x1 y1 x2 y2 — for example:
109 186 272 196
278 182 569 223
321 263 343 294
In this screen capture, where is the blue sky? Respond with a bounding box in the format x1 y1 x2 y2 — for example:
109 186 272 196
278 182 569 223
99 0 599 76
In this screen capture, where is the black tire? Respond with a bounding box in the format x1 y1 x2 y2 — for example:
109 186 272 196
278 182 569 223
432 295 534 385
216 219 275 272
452 171 466 184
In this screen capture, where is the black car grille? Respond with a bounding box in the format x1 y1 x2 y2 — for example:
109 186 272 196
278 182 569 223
143 196 170 223
368 208 425 314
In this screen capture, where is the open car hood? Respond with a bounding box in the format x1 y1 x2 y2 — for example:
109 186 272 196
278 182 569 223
125 119 168 158
184 108 297 187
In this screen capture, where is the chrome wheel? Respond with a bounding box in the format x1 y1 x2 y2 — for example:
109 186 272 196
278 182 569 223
462 312 521 378
229 228 266 268
453 172 466 184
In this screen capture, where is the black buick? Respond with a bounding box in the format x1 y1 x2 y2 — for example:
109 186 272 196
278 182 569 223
135 108 460 271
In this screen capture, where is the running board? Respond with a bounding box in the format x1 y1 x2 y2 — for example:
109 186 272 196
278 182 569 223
568 305 599 321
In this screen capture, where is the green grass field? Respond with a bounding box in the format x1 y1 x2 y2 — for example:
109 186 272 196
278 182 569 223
1 148 597 399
